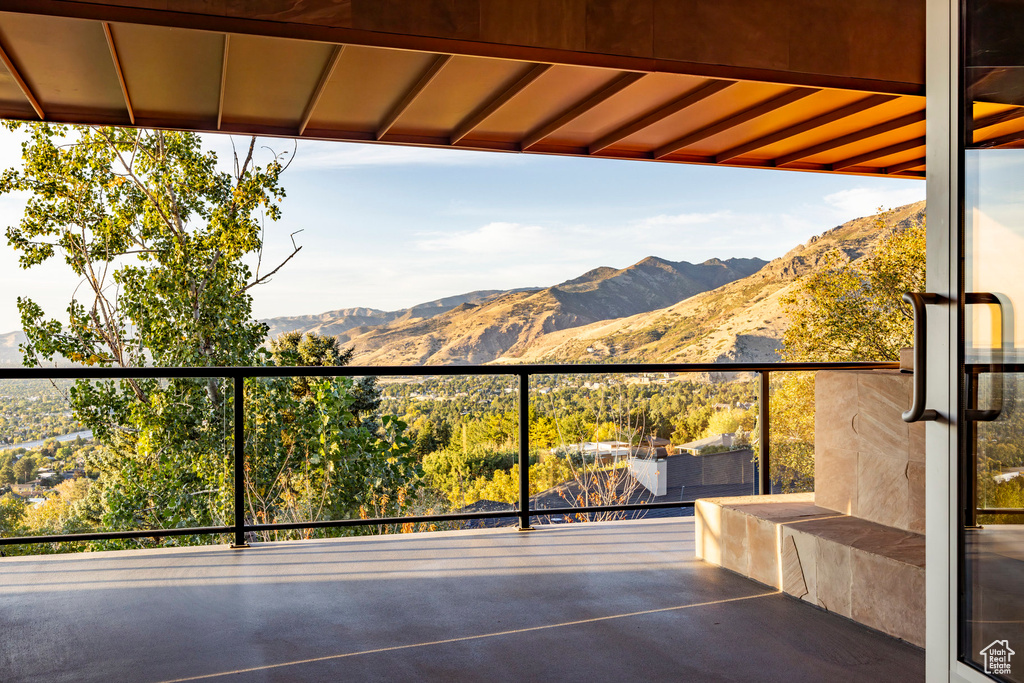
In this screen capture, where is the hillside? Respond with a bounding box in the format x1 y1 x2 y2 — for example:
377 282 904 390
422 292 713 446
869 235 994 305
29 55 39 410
261 290 525 339
340 256 766 365
0 331 25 367
500 201 926 364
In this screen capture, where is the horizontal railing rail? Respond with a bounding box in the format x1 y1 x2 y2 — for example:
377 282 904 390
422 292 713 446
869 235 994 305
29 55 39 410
0 361 899 547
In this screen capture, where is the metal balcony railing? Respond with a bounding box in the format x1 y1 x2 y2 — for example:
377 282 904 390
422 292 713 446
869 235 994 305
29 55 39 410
0 361 899 547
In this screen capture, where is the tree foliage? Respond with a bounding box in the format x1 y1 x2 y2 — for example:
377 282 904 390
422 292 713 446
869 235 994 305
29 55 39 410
1 125 418 547
247 332 419 540
781 212 925 362
773 210 926 490
1 124 298 539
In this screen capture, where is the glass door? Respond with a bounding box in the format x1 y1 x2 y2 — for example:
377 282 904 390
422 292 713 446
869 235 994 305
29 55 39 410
960 1 1024 679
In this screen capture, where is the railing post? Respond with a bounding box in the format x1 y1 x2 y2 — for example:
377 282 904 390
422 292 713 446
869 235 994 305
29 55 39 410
231 374 249 548
518 371 533 531
758 370 771 496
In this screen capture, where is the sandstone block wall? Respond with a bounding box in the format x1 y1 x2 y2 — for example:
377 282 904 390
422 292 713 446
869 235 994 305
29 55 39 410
814 370 925 534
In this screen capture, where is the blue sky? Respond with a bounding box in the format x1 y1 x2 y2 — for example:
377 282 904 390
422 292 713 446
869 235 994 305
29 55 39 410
0 132 924 333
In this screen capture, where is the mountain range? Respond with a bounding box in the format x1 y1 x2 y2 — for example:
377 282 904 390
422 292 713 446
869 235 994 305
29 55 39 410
0 201 926 367
264 201 923 366
507 201 925 364
263 255 767 365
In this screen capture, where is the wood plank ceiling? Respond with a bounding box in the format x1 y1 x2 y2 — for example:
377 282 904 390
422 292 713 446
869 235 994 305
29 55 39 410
0 11 1017 178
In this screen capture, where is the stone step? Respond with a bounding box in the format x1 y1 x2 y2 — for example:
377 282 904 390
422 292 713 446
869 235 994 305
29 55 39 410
695 492 925 647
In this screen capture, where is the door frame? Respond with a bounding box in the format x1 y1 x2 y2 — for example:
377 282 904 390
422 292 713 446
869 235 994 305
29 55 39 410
925 1 1005 680
925 0 969 680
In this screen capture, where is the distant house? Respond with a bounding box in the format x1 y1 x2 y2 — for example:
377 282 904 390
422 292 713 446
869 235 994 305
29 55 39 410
559 441 632 463
11 481 45 497
676 432 744 455
993 467 1024 484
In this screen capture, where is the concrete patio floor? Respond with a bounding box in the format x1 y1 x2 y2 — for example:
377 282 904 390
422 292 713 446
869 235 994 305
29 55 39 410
0 518 924 682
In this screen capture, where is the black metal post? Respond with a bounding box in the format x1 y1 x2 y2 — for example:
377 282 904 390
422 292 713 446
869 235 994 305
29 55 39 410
966 373 980 528
231 375 249 548
518 371 533 531
758 370 771 495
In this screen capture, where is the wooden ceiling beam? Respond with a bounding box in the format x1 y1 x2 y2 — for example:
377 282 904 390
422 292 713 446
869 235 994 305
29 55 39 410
0 38 43 120
450 63 550 145
974 128 1024 148
589 80 733 154
831 136 926 171
299 44 345 136
521 71 645 150
655 88 818 159
775 110 925 166
715 94 895 163
217 34 229 130
885 157 926 174
102 22 134 125
972 106 1024 132
377 53 451 140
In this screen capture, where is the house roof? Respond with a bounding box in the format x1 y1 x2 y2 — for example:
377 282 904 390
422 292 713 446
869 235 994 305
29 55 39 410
678 433 734 451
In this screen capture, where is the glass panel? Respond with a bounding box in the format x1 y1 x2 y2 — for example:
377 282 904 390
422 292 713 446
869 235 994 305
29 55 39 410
963 149 1024 677
530 372 759 524
386 374 518 531
962 85 1024 683
245 373 517 539
963 1 1024 675
768 371 815 493
0 376 234 555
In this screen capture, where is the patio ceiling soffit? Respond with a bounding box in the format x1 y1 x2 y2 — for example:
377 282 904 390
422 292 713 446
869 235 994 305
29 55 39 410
0 10 1018 178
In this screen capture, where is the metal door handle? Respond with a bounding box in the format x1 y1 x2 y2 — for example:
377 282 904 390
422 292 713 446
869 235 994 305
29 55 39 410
965 292 1014 421
903 292 940 423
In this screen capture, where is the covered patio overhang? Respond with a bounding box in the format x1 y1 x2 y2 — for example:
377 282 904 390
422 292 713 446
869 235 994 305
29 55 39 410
0 0 1004 179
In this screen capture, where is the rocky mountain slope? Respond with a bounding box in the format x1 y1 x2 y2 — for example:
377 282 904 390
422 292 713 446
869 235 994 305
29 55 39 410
334 256 766 365
500 201 925 364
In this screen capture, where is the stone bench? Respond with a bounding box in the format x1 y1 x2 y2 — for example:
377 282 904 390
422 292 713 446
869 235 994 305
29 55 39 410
695 493 925 647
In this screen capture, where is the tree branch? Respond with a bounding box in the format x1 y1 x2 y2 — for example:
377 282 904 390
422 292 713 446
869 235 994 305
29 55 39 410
241 241 302 292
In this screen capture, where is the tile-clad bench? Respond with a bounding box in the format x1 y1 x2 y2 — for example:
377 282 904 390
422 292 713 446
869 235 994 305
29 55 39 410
695 493 925 646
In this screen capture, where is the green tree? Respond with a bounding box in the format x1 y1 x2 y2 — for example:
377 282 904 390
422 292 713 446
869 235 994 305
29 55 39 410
782 212 925 362
0 462 15 486
775 210 925 490
703 407 752 438
1 124 299 538
13 456 36 484
0 494 26 536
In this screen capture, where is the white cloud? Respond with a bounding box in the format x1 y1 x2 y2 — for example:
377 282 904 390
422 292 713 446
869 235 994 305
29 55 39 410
416 222 554 255
823 186 925 217
630 210 734 229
